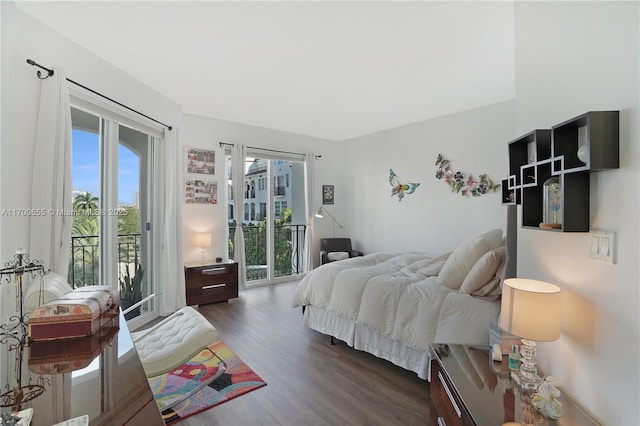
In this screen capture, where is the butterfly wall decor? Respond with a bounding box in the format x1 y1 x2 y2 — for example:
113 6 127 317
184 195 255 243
434 154 500 197
389 169 420 201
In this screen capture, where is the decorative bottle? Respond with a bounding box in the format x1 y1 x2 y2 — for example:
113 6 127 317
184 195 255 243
509 344 521 370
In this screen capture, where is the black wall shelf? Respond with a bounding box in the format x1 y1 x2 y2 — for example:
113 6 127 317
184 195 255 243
503 111 619 232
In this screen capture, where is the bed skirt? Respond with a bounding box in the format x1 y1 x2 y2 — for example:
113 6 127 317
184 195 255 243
303 305 432 380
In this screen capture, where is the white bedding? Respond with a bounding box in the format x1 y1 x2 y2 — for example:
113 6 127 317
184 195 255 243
293 252 500 357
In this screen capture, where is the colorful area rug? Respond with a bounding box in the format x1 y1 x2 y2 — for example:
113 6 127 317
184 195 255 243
148 340 267 425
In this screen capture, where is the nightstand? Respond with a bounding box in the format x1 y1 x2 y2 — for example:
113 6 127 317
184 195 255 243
184 260 239 305
428 343 600 426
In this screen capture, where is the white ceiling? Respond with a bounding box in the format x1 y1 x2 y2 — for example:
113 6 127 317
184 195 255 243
16 1 516 141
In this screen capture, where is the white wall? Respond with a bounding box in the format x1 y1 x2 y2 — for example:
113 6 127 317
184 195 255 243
180 113 344 266
513 2 639 424
343 101 514 255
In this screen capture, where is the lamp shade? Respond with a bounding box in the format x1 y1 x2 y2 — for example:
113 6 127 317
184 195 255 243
194 232 212 248
500 278 562 342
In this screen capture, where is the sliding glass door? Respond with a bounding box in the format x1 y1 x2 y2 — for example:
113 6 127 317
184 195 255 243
227 151 306 286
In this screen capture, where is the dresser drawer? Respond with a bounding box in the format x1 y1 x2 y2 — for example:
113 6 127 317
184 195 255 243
186 264 234 281
184 262 238 305
429 358 472 426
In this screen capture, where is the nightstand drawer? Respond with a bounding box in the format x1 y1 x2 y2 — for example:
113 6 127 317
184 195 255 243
186 264 235 281
186 281 230 302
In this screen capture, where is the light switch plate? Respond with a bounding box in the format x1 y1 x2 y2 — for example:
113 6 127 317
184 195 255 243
589 231 616 264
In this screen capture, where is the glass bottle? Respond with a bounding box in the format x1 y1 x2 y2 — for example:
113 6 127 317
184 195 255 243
509 344 521 370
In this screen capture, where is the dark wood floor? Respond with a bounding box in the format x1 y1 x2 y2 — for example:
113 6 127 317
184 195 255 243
181 280 431 426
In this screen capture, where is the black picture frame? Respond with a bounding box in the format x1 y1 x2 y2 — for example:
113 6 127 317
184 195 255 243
322 185 334 205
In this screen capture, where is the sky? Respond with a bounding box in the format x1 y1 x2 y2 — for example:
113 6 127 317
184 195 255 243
72 129 139 206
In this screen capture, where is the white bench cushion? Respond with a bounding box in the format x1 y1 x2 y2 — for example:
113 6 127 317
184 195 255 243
131 306 218 377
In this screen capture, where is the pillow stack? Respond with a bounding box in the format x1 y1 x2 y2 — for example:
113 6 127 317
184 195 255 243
435 229 505 301
459 245 506 301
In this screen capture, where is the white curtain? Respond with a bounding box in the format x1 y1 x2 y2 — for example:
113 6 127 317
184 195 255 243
232 143 247 288
29 68 72 279
159 127 185 314
302 153 317 272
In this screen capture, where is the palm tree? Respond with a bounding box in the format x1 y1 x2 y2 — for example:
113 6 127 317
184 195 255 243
69 214 99 287
73 192 99 211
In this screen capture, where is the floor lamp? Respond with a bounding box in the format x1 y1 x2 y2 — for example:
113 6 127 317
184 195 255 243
315 206 343 237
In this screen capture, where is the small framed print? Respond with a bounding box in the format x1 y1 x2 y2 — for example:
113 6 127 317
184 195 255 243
186 147 215 175
322 185 334 205
185 179 217 204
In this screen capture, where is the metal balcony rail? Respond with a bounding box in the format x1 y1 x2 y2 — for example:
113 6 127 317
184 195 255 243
69 233 141 288
70 224 305 287
228 224 306 281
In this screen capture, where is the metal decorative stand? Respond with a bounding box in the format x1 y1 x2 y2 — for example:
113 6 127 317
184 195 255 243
0 250 49 411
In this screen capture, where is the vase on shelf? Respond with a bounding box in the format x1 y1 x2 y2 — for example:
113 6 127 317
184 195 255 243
577 125 589 165
577 144 589 164
540 177 562 229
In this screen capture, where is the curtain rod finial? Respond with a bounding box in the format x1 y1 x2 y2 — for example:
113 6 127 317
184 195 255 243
26 58 54 79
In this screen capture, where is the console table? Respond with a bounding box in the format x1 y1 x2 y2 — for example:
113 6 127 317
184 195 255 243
22 313 163 426
429 343 600 426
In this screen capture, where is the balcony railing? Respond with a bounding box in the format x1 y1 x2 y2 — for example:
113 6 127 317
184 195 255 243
70 224 305 287
228 224 306 281
69 233 141 288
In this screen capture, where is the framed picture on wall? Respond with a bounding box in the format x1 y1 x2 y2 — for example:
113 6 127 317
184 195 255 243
322 185 334 205
185 179 217 204
186 147 215 175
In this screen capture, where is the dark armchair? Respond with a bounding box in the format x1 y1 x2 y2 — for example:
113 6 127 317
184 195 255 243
320 238 363 265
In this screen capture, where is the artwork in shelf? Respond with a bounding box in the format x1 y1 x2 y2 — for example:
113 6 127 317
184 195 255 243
389 169 420 202
540 177 561 229
186 147 215 175
435 154 500 197
322 185 334 205
185 179 217 204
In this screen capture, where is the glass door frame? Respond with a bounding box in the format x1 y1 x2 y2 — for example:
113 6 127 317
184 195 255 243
69 86 162 327
229 149 306 287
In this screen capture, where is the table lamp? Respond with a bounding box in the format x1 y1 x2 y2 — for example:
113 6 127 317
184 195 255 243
499 278 562 388
194 232 212 264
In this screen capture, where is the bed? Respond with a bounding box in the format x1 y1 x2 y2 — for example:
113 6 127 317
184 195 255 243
293 225 516 379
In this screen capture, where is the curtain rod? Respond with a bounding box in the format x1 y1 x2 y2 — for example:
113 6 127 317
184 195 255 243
219 142 321 159
27 58 173 131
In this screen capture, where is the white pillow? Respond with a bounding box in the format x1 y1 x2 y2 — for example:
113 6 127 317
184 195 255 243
327 251 349 261
436 229 503 289
459 246 506 294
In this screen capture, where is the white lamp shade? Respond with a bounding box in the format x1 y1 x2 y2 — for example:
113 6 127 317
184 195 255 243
194 232 212 247
500 278 562 342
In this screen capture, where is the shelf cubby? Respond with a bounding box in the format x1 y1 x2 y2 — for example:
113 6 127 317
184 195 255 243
552 111 619 173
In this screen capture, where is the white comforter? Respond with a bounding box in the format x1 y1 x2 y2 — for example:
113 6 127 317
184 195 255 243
293 252 490 352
